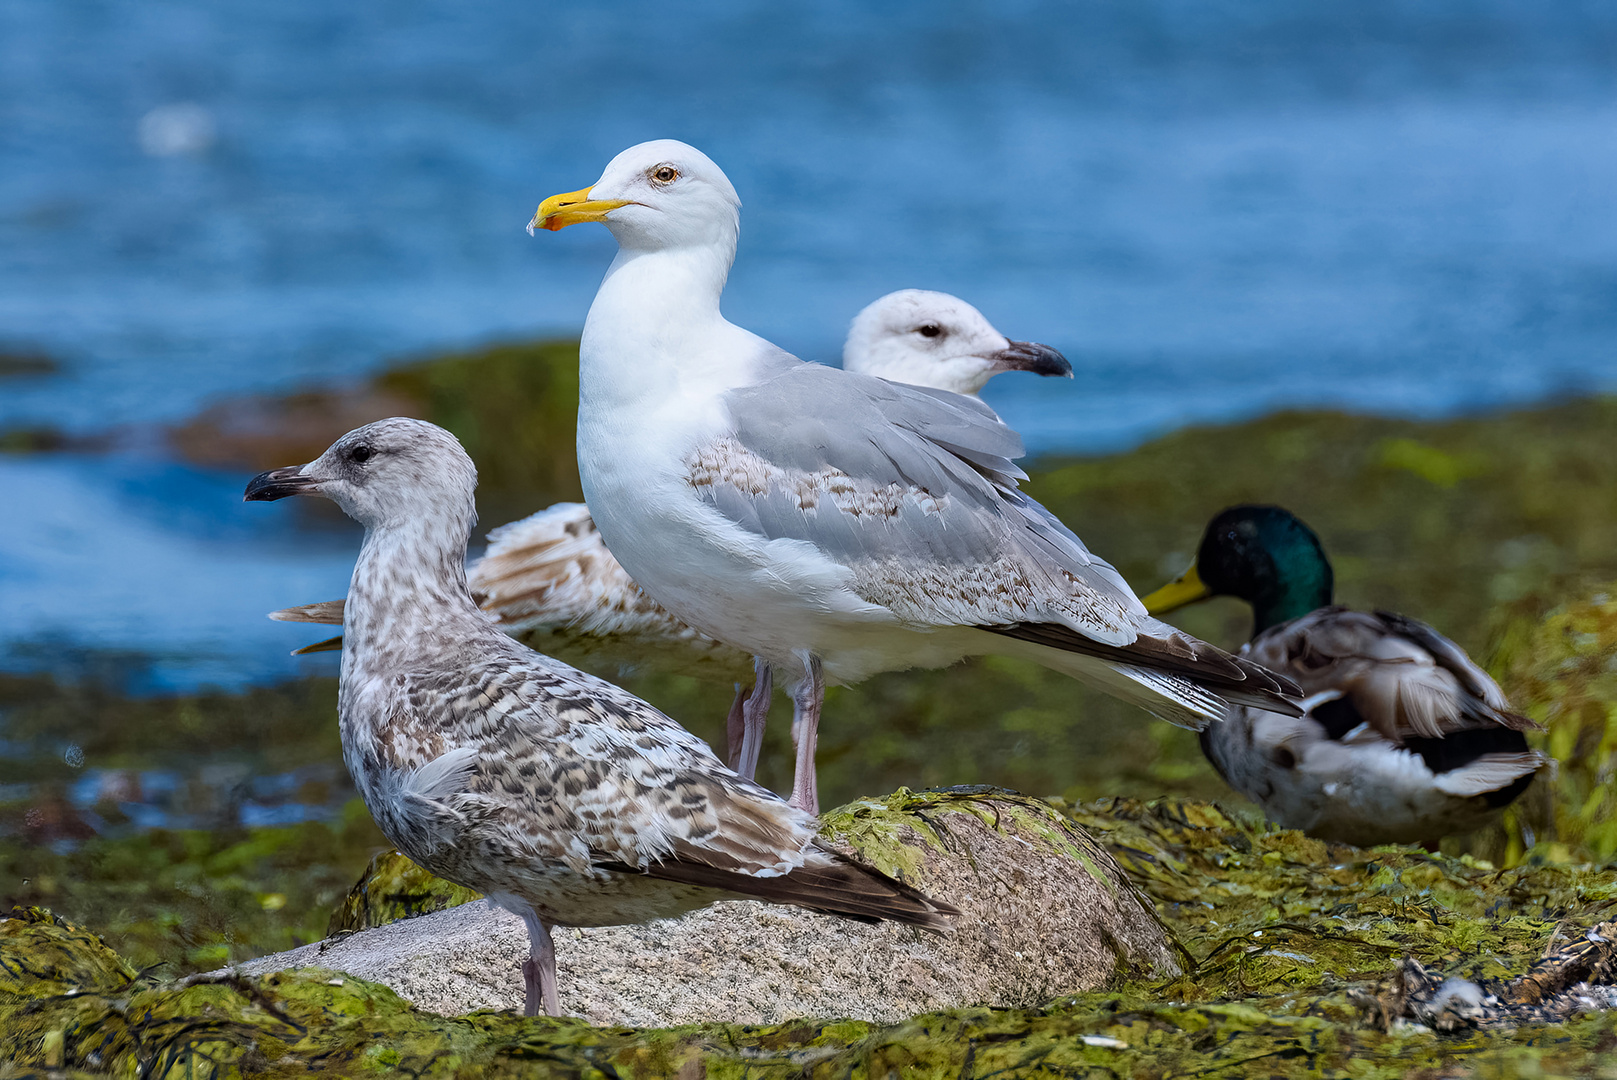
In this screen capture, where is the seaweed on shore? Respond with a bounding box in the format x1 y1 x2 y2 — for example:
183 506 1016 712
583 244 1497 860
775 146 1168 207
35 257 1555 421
14 792 1617 1077
7 354 1617 1072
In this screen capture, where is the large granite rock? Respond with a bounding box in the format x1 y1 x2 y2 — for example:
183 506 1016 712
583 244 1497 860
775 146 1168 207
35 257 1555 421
237 788 1179 1026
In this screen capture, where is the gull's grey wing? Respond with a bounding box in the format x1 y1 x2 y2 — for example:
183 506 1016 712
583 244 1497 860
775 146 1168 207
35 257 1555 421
703 361 1302 713
710 362 1142 644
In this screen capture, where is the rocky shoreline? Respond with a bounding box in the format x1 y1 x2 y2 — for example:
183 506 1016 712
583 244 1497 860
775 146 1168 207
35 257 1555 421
13 788 1617 1075
4 339 1617 1074
237 791 1177 1026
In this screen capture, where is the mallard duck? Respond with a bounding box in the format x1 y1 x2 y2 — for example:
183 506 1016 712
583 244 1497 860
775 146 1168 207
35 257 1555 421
1142 505 1547 847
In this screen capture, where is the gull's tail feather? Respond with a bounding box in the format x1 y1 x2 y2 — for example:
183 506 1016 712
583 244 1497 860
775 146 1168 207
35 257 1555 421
987 620 1303 727
270 599 346 625
614 851 958 931
1107 664 1234 731
291 635 344 656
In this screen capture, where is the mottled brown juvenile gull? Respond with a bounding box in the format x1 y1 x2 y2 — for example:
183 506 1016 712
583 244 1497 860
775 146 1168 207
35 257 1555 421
529 139 1302 814
243 417 956 1016
270 289 1071 779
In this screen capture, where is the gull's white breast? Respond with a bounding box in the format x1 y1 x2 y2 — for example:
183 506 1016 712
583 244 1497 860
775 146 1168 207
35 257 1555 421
575 320 908 678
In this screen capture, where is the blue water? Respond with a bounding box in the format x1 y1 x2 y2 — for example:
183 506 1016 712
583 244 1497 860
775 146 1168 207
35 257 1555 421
3 0 1617 688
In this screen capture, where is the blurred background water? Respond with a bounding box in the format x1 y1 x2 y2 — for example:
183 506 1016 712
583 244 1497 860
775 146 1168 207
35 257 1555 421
3 0 1617 689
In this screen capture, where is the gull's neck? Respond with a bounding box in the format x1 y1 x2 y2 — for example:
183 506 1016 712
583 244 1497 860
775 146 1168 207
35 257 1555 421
341 508 486 679
579 236 755 415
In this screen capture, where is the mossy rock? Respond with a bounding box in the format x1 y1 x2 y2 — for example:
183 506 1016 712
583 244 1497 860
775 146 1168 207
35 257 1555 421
11 904 1617 1077
1058 796 1617 1005
13 796 1617 1075
327 849 482 935
237 789 1175 1026
330 787 1617 1008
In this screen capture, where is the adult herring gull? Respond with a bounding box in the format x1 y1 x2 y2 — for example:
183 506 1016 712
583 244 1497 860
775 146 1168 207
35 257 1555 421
244 417 956 1016
531 139 1301 813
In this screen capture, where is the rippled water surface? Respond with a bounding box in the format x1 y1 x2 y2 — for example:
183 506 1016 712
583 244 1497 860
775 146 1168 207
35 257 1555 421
4 1 1617 687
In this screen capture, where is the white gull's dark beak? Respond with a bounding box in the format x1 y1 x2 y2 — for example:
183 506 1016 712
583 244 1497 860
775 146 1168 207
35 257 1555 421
992 340 1072 379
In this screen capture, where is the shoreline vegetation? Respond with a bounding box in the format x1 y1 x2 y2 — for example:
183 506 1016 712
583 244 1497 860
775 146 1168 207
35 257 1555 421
3 337 1617 1072
11 784 1617 1074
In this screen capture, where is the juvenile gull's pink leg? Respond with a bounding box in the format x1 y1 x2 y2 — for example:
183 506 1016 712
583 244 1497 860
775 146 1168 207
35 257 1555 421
519 911 560 1017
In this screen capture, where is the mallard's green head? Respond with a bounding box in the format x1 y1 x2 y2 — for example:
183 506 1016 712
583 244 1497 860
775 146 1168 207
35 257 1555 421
1142 505 1334 637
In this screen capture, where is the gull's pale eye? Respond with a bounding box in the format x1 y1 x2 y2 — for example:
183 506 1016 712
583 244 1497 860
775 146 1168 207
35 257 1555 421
651 165 679 184
917 324 943 339
351 445 373 464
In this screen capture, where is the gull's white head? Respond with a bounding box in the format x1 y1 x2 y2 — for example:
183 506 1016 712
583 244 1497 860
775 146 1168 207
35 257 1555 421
243 417 477 532
843 290 1072 396
529 139 741 253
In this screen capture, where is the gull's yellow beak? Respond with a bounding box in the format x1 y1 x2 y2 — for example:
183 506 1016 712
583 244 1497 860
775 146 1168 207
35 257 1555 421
1140 563 1211 616
528 185 630 234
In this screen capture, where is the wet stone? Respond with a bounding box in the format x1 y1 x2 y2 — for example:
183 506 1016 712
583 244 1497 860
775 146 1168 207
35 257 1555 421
236 788 1179 1025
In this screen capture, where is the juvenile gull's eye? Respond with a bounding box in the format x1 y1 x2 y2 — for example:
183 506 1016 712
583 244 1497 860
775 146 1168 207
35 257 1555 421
351 445 373 464
917 324 942 338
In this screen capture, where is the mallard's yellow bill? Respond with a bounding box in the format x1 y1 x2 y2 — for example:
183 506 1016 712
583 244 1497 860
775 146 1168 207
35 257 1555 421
1141 564 1211 615
528 186 630 233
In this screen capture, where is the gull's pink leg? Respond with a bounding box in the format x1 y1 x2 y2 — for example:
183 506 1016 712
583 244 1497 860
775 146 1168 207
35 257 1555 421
519 911 560 1017
725 658 774 780
787 654 824 815
736 659 772 781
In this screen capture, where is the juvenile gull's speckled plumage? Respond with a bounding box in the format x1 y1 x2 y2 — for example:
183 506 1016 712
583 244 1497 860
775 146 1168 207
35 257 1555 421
244 417 955 1016
269 290 1073 776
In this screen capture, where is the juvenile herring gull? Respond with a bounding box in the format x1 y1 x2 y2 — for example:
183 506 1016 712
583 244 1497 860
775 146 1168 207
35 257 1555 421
531 139 1301 813
244 417 955 1016
1142 505 1547 846
272 289 1072 776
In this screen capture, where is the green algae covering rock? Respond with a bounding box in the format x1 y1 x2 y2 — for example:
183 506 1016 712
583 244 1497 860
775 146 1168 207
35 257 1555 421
1485 580 1617 864
16 798 1617 1077
326 848 482 935
237 788 1177 1026
12 909 1617 1077
0 906 135 1000
1057 796 1617 1002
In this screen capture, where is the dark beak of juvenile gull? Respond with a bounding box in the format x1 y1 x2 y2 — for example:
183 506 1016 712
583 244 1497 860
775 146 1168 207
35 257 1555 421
243 465 321 502
990 340 1073 379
